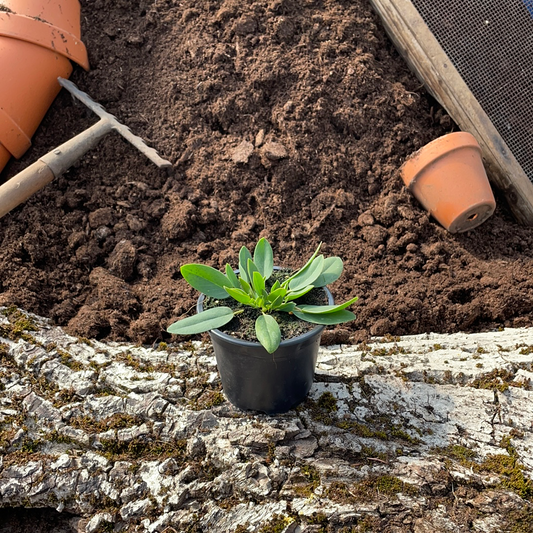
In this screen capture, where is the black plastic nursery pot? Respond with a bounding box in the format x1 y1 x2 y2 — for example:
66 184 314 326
197 287 333 415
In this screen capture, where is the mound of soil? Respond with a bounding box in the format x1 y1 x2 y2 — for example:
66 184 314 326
2 0 533 345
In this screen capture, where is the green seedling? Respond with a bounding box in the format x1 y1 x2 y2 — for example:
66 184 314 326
167 238 357 353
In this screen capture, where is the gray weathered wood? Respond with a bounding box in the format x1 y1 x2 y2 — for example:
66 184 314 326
2 307 533 531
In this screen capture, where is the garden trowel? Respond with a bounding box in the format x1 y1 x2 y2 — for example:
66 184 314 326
0 77 172 219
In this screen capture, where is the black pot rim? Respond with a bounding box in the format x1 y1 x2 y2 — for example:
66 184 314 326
197 279 334 348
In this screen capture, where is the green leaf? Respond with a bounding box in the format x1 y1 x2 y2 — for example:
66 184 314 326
167 307 234 335
252 271 266 295
240 278 252 295
283 242 322 287
285 285 314 301
296 297 359 314
239 246 253 283
224 287 254 305
277 302 296 312
247 258 259 291
289 255 325 291
312 257 344 287
268 295 285 309
225 264 241 289
181 264 231 299
267 287 287 302
271 280 281 292
292 309 356 325
255 314 281 353
253 238 274 279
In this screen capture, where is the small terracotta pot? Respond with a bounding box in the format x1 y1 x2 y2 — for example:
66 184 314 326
400 132 496 233
0 0 89 175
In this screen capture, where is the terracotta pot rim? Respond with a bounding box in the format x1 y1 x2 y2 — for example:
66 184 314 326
401 131 481 189
0 12 89 70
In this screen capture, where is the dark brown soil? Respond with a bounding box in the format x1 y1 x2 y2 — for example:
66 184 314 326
2 0 533 346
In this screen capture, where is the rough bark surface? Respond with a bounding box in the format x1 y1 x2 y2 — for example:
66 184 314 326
2 308 533 532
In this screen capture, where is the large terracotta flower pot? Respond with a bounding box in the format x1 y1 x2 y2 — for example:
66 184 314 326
0 0 89 174
400 132 496 233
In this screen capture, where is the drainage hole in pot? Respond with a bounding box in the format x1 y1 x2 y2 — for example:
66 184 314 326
467 213 479 221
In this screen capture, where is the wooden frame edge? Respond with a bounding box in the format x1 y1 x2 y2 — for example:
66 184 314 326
369 0 533 225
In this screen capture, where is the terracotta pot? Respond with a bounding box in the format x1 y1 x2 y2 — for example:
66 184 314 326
400 132 496 233
0 0 89 174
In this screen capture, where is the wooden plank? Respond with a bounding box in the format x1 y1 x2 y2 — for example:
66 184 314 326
369 0 533 226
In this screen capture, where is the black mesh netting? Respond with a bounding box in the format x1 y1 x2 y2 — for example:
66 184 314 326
411 0 533 182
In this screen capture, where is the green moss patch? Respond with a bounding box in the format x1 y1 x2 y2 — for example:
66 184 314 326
306 391 338 425
436 437 533 501
194 389 225 410
100 436 187 462
469 368 515 392
0 307 39 342
476 437 533 500
370 345 407 357
355 474 419 498
57 350 85 371
0 342 15 367
257 514 294 533
505 506 533 533
336 420 388 440
327 475 419 503
439 444 477 465
69 413 144 433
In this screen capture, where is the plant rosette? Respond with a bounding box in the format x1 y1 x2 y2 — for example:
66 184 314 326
167 238 358 413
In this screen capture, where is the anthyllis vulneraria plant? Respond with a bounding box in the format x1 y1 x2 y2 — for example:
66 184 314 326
167 238 358 353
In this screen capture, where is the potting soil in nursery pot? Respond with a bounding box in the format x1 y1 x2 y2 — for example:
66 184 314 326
2 0 533 346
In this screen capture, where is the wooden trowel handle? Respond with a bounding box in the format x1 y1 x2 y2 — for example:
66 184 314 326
0 119 113 219
0 160 55 219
